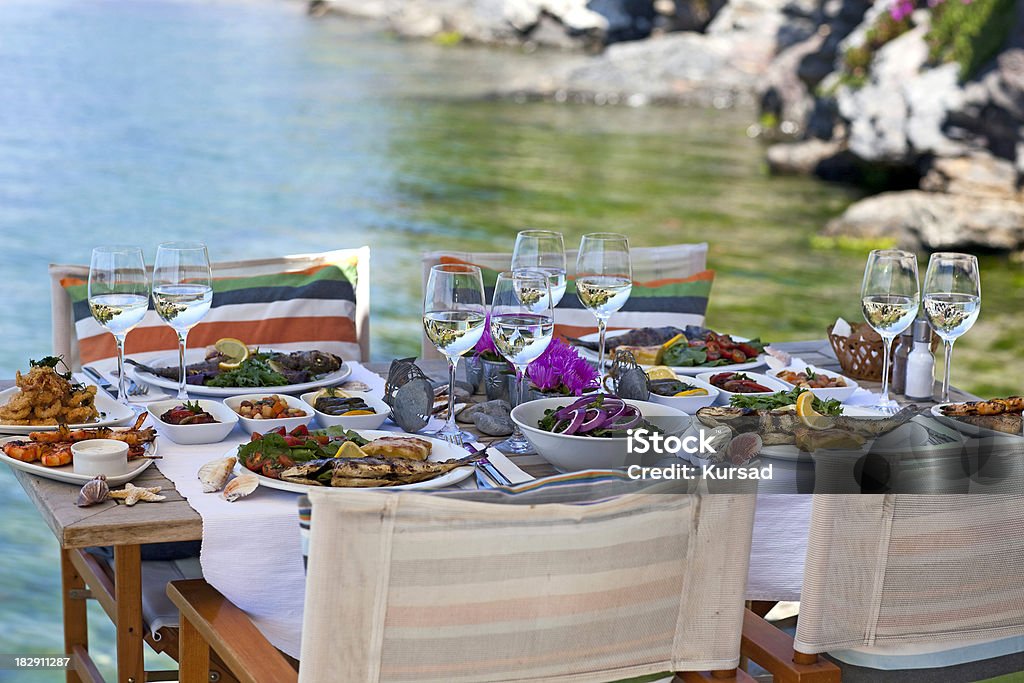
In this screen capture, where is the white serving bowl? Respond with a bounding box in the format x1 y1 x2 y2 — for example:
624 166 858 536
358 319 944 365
768 367 859 403
510 397 690 473
148 399 239 445
695 371 791 406
223 393 313 435
646 374 720 413
299 391 390 430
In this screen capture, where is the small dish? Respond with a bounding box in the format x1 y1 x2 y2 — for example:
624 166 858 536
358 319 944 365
646 374 721 413
769 366 859 403
223 393 313 435
299 391 389 430
72 439 129 477
696 371 791 406
148 399 240 445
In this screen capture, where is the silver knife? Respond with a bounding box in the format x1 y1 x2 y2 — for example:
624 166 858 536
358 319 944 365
82 366 115 397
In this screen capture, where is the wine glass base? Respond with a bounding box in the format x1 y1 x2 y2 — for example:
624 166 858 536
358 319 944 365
493 436 536 455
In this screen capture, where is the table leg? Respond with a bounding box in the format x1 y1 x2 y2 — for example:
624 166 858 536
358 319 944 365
61 548 88 683
114 545 144 683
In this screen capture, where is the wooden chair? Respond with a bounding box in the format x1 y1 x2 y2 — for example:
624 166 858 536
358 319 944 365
742 494 1024 682
421 243 714 359
49 246 372 367
169 481 759 682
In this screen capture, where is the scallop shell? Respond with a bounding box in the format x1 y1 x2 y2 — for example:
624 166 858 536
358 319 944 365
198 456 236 493
76 475 109 507
222 474 259 502
340 380 371 392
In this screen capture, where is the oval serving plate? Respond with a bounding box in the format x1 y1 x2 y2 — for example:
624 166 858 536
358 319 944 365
0 435 156 486
0 387 136 435
574 329 768 376
228 429 473 493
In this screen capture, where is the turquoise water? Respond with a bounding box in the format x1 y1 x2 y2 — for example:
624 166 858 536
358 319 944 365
0 0 1019 679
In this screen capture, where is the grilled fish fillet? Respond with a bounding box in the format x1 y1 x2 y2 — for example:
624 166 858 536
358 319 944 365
280 455 469 487
361 436 432 461
696 406 916 445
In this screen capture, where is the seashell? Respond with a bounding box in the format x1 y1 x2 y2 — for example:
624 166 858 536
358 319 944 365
725 432 762 466
198 456 236 493
76 475 109 507
340 380 371 392
222 474 259 502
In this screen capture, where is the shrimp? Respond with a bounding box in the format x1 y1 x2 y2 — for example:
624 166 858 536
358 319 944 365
29 413 155 447
2 441 41 463
39 444 72 468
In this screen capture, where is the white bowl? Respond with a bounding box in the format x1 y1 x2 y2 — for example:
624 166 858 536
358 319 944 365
696 371 792 406
72 439 129 476
768 367 859 403
510 397 690 472
148 399 239 445
299 391 390 430
646 374 720 413
223 393 313 435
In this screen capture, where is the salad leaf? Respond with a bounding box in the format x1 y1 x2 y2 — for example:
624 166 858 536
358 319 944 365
208 355 288 387
729 389 843 415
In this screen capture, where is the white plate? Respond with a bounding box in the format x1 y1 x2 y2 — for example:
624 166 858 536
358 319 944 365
229 429 474 493
768 367 859 403
0 387 136 434
0 435 156 486
574 329 767 375
930 403 1023 438
695 371 792 406
130 349 351 397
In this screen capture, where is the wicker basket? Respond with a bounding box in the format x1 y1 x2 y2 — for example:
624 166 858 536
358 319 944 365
827 323 938 382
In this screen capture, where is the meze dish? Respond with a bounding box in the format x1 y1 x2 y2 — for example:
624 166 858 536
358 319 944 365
933 397 1023 435
570 326 768 370
775 368 847 389
160 401 220 425
235 425 472 489
537 394 661 437
1 412 156 467
150 398 238 445
233 395 308 420
0 357 99 426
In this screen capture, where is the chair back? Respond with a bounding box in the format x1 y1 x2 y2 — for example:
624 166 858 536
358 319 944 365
49 247 371 368
299 480 756 683
421 244 713 358
795 493 1024 654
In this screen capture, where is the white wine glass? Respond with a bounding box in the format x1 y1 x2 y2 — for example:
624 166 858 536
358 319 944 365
490 270 554 454
576 233 632 377
860 249 920 411
423 264 487 444
923 252 981 403
88 246 149 404
152 242 213 400
512 229 566 307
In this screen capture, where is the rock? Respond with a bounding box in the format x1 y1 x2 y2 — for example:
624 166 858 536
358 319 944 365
823 190 1024 252
766 138 846 174
921 152 1021 199
903 63 966 157
464 400 515 435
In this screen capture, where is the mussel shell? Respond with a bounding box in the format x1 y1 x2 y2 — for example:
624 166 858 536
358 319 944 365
314 396 370 415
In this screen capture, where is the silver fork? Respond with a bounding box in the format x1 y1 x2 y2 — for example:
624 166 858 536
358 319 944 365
126 378 150 397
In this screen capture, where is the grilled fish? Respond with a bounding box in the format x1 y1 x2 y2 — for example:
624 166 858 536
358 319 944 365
280 455 471 487
128 349 342 386
696 406 916 446
568 326 684 352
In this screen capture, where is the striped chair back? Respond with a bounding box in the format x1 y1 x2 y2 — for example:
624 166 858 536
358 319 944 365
49 247 370 368
298 479 757 682
795 493 1024 655
421 244 713 358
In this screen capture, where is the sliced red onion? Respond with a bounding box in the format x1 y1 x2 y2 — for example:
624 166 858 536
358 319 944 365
580 408 608 432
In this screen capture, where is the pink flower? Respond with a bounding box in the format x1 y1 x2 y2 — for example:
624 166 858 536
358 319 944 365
527 339 599 395
473 313 501 361
889 0 916 20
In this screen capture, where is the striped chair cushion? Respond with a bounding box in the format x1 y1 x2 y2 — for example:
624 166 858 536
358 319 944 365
51 248 370 366
421 244 712 356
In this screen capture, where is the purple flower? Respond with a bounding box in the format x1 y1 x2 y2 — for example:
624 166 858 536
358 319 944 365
889 0 915 20
473 313 502 361
527 339 599 395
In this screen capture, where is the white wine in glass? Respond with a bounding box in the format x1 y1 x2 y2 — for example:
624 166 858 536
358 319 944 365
860 249 919 410
490 270 554 454
423 264 487 444
88 246 148 404
923 252 981 403
576 233 632 375
512 230 567 306
152 242 213 400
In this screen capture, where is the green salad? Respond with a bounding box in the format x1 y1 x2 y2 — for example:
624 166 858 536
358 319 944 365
730 388 843 415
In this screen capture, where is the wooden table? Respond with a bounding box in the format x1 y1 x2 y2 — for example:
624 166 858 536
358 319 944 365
8 341 975 682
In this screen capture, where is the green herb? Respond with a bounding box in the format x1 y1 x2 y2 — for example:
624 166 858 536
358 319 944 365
30 355 81 388
207 356 288 388
729 389 843 415
183 400 205 414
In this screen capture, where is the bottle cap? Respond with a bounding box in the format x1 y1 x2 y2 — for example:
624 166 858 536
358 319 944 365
912 317 932 343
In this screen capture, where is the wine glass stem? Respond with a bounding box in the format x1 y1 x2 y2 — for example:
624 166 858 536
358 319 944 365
941 339 954 403
176 330 189 401
879 334 894 404
114 334 127 405
510 364 528 441
444 355 459 434
596 317 608 378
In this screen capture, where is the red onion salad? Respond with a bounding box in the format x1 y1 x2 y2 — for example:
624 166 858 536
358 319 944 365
537 394 659 438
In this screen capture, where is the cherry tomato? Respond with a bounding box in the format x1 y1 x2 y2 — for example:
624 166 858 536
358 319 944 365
730 349 747 363
291 425 309 437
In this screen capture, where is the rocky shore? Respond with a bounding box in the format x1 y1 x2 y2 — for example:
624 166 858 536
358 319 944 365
316 0 1024 254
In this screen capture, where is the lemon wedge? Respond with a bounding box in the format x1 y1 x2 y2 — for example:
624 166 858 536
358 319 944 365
646 366 678 381
335 441 367 459
796 391 831 430
215 337 249 371
674 388 709 397
341 409 374 416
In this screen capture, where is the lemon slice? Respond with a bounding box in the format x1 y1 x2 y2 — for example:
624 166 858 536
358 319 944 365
341 409 374 416
655 333 687 364
796 391 832 430
674 388 709 397
335 441 366 459
215 338 249 371
313 387 350 402
646 366 678 381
